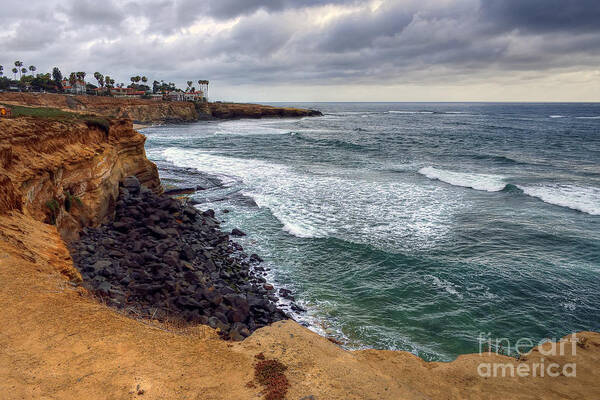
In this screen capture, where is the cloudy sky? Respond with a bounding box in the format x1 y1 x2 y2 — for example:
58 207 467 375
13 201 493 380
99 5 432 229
1 0 599 101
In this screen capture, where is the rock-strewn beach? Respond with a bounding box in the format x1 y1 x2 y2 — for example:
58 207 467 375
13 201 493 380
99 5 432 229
69 176 291 340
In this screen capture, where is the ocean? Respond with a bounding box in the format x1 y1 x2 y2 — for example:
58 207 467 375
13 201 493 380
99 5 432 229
141 102 600 361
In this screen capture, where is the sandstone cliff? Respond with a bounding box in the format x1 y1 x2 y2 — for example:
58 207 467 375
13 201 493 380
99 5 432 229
0 116 160 242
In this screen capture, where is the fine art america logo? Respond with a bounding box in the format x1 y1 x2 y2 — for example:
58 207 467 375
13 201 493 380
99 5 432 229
476 333 578 378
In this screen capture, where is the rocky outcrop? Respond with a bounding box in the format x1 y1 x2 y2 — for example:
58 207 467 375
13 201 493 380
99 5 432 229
206 102 322 119
0 116 160 241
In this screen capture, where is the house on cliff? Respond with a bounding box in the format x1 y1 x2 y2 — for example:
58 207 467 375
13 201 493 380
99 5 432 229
109 87 146 98
61 79 86 95
165 90 205 102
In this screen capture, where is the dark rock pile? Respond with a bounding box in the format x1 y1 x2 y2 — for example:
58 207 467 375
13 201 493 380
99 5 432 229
69 176 289 340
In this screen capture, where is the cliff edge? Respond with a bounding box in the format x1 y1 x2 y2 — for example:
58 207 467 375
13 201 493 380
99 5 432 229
0 115 160 243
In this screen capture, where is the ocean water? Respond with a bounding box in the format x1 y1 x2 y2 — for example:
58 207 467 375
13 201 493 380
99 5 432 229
141 103 600 361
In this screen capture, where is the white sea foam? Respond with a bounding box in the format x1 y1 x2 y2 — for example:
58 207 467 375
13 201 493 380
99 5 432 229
549 115 567 118
388 110 434 114
576 116 600 119
427 275 463 299
418 167 507 192
213 119 291 136
518 184 600 216
162 148 464 250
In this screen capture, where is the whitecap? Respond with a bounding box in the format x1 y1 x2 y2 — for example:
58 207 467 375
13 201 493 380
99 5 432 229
388 110 434 114
418 166 507 192
549 115 567 118
213 119 290 136
575 116 600 119
427 275 463 299
517 184 600 216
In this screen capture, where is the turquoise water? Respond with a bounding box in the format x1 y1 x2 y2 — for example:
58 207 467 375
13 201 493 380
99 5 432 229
142 103 600 361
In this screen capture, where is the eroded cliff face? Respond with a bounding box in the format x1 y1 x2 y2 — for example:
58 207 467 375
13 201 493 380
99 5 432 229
0 116 160 241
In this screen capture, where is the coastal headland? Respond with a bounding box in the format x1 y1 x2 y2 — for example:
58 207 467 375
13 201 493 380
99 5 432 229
0 96 599 399
0 92 322 125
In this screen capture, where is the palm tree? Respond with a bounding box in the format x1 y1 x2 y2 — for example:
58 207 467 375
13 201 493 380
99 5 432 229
69 72 77 86
14 61 23 78
186 81 193 92
94 72 104 87
0 65 3 77
20 68 27 78
28 65 36 75
12 68 18 79
141 76 148 84
76 72 86 83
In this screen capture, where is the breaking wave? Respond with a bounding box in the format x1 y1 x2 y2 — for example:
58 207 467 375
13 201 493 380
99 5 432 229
419 167 600 215
519 185 600 216
418 167 507 192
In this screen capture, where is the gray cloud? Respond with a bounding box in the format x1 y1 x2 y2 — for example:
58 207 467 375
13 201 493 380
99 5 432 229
0 0 598 100
481 0 600 34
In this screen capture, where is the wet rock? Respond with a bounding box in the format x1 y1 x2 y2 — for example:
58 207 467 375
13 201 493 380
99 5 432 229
291 303 307 313
249 253 263 263
231 228 246 237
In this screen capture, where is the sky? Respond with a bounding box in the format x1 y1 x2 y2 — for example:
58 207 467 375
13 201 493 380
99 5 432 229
1 0 599 102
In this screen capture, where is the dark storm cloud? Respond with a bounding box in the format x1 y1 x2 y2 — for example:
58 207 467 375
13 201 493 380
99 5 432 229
1 0 599 94
66 0 125 26
481 0 600 34
204 0 357 19
317 1 414 52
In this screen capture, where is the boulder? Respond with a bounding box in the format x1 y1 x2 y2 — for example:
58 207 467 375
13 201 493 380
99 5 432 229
122 176 141 193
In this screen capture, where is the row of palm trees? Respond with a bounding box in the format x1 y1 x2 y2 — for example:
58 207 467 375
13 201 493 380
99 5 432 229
0 61 36 79
186 80 209 93
2 61 208 97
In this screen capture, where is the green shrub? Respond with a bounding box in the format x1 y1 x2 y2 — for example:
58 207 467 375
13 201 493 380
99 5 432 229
63 190 83 212
45 199 60 225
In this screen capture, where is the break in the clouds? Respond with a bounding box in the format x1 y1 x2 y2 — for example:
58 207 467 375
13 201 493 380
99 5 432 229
1 0 599 101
